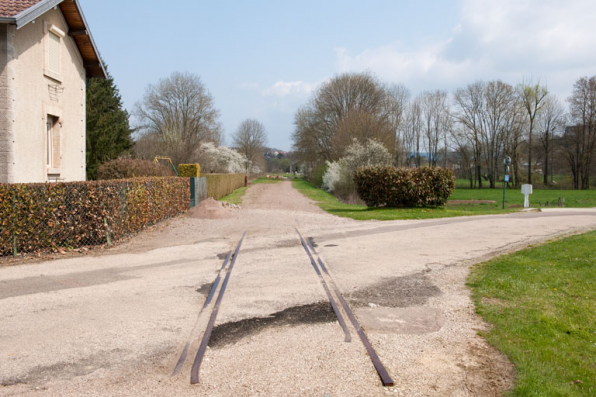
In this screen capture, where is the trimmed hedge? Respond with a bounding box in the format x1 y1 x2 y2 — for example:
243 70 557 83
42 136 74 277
0 177 189 256
178 164 201 177
204 173 246 200
355 166 456 207
96 159 175 180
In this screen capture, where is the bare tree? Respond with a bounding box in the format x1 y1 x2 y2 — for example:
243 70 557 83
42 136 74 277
519 79 548 184
292 73 393 167
563 76 596 189
421 90 450 168
233 119 267 173
537 96 565 185
453 82 485 187
385 84 411 166
134 72 222 166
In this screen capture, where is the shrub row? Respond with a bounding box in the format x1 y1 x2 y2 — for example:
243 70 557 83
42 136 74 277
355 166 456 207
204 173 247 200
97 159 175 180
0 177 189 256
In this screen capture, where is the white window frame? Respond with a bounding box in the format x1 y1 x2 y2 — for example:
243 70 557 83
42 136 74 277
44 22 65 82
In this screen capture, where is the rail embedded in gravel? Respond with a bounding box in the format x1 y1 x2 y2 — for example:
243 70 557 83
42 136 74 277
296 229 351 343
188 232 247 385
171 249 234 376
297 229 395 387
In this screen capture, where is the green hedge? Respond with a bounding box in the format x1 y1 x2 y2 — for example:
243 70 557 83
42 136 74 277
0 177 189 256
178 164 201 177
355 166 456 207
204 173 246 200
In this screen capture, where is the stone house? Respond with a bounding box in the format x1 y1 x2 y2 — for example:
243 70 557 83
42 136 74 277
0 0 105 183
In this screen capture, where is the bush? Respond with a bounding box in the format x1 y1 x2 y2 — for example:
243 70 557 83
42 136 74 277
323 139 393 197
178 164 201 177
309 163 329 188
0 178 189 255
96 158 175 180
355 166 456 207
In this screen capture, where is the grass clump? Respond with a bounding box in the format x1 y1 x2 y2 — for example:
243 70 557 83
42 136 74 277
468 231 596 396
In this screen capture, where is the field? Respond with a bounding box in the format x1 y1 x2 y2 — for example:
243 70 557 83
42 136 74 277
468 231 596 396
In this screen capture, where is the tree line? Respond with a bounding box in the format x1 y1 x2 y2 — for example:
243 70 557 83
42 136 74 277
86 71 268 179
292 73 596 190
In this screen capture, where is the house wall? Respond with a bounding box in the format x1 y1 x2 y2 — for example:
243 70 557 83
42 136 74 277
0 24 15 183
9 8 87 183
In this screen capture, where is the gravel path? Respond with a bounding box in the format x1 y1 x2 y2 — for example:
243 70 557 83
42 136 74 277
1 181 596 396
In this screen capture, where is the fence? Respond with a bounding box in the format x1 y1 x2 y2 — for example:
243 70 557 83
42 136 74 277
0 177 189 256
204 173 247 200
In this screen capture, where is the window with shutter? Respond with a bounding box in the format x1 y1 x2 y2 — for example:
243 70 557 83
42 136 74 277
48 31 61 75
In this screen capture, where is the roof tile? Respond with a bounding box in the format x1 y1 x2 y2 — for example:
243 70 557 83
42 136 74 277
0 0 43 18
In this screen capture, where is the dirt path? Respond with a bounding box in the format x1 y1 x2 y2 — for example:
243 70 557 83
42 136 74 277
2 181 596 396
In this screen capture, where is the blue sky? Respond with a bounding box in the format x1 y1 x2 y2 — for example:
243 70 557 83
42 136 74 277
79 0 596 151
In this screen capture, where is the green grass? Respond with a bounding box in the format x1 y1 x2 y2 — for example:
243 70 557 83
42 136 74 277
451 187 596 208
468 231 596 396
219 186 248 205
219 174 295 204
292 179 518 220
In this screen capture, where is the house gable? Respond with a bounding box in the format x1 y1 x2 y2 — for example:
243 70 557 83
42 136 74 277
0 0 105 78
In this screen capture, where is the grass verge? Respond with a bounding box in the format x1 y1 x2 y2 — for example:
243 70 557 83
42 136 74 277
292 179 518 220
219 186 248 205
468 231 596 396
219 175 295 204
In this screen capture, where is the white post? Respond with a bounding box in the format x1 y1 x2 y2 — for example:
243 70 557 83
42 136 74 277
521 184 533 208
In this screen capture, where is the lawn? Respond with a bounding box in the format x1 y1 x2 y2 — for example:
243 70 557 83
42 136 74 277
451 187 596 208
468 231 596 396
291 179 517 220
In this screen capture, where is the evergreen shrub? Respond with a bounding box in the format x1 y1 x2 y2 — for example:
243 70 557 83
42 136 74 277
355 166 456 208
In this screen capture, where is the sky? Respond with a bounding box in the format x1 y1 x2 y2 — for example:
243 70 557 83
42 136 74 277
79 0 596 151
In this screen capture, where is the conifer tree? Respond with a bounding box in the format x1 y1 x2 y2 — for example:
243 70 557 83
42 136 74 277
86 66 134 180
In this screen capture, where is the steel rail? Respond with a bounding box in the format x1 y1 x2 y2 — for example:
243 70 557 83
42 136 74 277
296 229 351 342
305 238 395 387
190 231 247 385
171 249 233 376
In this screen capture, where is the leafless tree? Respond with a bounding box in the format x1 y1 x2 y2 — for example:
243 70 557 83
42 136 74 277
421 90 450 168
134 72 222 166
292 73 393 167
401 97 424 167
233 119 268 173
519 79 548 184
453 82 485 187
537 96 565 185
385 84 411 166
563 76 596 189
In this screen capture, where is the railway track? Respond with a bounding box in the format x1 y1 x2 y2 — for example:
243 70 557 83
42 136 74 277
173 229 394 388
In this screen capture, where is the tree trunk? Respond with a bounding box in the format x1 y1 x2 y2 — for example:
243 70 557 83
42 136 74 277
543 132 549 185
528 119 533 184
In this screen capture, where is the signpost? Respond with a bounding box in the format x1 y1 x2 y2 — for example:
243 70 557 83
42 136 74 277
503 156 511 210
521 184 533 208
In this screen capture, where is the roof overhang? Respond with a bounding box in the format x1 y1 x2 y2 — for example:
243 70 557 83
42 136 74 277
1 0 106 78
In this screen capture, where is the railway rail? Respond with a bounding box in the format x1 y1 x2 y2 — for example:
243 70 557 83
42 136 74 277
173 229 394 388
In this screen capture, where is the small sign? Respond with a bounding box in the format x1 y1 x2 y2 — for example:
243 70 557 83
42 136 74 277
504 175 510 182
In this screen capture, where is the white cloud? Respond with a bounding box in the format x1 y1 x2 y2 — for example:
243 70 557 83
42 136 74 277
333 0 596 97
261 80 317 97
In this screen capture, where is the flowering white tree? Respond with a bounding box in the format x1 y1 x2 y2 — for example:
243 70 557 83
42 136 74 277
322 139 393 196
194 142 247 173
